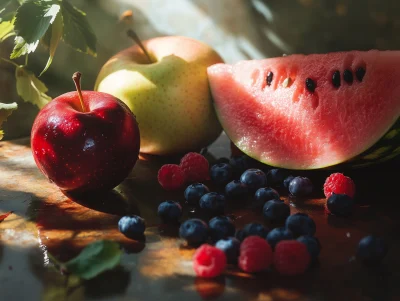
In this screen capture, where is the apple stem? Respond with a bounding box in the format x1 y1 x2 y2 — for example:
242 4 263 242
126 29 153 64
72 72 87 113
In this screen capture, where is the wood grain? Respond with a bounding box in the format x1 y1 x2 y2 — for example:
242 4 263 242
0 134 399 301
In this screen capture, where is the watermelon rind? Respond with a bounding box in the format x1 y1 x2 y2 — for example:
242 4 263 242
221 115 400 170
338 117 400 169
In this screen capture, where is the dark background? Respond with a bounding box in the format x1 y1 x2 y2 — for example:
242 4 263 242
1 0 399 139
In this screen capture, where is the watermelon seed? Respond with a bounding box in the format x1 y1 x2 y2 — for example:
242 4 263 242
266 72 274 86
305 78 316 92
355 67 366 82
343 69 353 84
282 77 291 88
332 70 341 88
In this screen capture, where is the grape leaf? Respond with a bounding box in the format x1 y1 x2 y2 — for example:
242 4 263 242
61 0 96 56
64 240 122 280
11 0 61 59
15 66 51 108
0 20 14 42
0 102 17 140
39 12 62 76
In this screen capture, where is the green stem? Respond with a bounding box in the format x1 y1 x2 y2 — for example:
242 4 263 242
47 252 63 268
25 54 28 66
1 57 19 67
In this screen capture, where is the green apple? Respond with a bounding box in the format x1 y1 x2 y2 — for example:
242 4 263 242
94 34 223 155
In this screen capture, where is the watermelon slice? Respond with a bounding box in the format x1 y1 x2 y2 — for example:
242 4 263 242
208 50 400 169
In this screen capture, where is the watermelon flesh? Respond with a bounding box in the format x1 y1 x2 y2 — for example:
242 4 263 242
208 50 400 169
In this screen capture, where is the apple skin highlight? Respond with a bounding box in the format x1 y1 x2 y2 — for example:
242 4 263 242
95 36 223 156
31 91 140 193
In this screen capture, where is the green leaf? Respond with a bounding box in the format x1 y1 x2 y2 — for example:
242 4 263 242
15 66 51 108
0 102 17 140
39 12 62 76
64 240 122 280
60 0 96 56
11 0 60 58
0 9 15 22
0 0 18 22
14 0 60 43
10 35 37 58
0 0 13 8
0 20 14 42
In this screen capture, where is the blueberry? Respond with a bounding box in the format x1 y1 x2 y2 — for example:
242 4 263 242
235 222 269 241
208 216 236 241
118 215 146 239
240 169 267 192
179 218 209 246
285 213 316 237
157 201 182 223
267 169 287 187
357 235 388 265
184 183 210 205
297 235 321 261
229 155 250 177
215 237 241 263
254 187 280 208
210 163 233 186
266 227 294 248
225 180 248 201
288 176 313 197
283 175 295 189
263 199 290 224
327 193 354 216
199 192 225 215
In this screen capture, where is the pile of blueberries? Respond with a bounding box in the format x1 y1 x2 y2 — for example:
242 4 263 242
119 155 388 267
158 156 322 265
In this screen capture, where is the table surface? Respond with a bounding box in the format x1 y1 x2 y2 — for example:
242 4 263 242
0 134 399 301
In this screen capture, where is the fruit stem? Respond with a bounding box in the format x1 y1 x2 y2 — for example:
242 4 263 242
126 29 153 64
72 72 87 113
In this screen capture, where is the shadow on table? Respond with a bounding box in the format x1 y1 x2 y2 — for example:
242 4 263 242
63 189 140 216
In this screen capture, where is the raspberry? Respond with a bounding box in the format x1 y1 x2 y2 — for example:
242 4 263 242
273 240 311 276
238 236 273 273
180 152 209 183
193 244 227 278
240 235 270 252
323 173 355 199
157 164 185 190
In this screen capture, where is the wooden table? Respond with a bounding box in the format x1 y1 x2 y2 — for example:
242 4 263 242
0 134 399 301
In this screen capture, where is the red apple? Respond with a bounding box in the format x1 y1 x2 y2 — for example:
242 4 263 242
31 72 140 193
